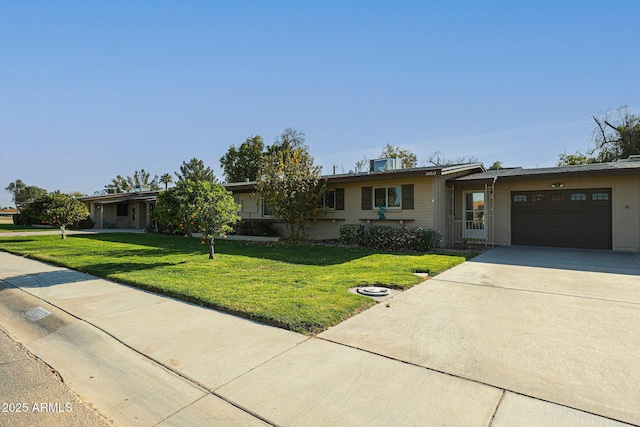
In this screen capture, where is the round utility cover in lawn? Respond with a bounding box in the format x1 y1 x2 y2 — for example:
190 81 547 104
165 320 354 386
357 287 390 297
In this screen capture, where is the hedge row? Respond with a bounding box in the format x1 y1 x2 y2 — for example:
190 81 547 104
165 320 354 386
12 213 94 229
231 220 280 237
339 224 441 252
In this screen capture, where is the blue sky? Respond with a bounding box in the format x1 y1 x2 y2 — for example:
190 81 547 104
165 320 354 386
2 1 639 207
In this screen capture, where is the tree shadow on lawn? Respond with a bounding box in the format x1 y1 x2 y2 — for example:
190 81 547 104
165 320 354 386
72 233 378 266
69 233 467 269
70 233 204 258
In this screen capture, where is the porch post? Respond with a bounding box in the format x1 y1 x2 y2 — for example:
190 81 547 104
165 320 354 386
98 204 103 229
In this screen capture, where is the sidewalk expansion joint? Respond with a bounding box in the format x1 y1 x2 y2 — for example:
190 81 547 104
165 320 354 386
4 281 279 426
487 390 505 427
315 335 632 426
431 277 640 306
211 336 312 393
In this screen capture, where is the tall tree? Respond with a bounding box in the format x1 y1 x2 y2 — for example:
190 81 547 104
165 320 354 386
590 106 640 162
256 145 325 241
487 161 504 170
220 135 265 183
265 128 306 157
379 144 418 168
152 180 240 259
105 175 130 193
127 169 160 190
5 180 47 210
175 158 216 183
557 152 596 166
159 173 173 190
26 191 89 239
427 151 478 166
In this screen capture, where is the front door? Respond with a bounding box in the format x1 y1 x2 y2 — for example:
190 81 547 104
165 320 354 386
463 191 486 240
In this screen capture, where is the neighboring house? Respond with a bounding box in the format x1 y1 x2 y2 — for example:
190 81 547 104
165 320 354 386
81 190 158 229
0 208 19 217
80 157 640 252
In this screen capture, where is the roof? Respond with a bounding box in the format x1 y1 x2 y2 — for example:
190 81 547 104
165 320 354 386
79 190 160 203
80 163 488 201
225 163 485 190
449 161 640 184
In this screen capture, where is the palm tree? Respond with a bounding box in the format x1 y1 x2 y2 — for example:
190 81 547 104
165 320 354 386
160 173 173 190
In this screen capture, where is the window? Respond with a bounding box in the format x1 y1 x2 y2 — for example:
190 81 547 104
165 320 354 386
374 186 401 208
463 191 486 239
532 194 546 202
570 193 587 201
116 203 128 216
321 190 336 210
550 194 565 201
513 195 527 202
262 202 272 217
592 192 609 201
319 189 344 210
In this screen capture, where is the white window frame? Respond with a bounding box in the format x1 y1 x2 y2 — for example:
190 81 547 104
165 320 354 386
463 190 486 240
373 186 402 209
321 190 336 210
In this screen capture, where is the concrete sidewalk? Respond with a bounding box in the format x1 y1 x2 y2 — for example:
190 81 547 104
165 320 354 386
0 228 145 238
0 250 634 426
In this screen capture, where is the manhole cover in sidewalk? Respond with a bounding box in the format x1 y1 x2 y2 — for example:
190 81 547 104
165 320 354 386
356 287 390 297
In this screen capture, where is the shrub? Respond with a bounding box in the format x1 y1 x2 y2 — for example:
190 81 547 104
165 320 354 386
410 227 441 252
13 213 34 226
338 224 366 246
70 217 96 230
339 224 441 252
232 220 280 237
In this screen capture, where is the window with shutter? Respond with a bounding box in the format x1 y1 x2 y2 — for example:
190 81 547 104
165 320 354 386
335 188 345 210
361 187 372 210
402 184 414 210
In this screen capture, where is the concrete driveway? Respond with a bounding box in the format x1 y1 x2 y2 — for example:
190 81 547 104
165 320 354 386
320 246 640 425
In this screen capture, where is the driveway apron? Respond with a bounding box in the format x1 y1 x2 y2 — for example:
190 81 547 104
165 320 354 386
320 246 640 426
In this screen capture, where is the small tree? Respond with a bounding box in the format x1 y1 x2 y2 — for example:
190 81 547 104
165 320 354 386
29 192 89 239
152 180 240 259
256 145 325 241
487 161 504 170
220 135 265 183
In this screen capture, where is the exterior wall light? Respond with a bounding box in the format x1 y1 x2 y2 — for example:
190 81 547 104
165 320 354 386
551 182 564 188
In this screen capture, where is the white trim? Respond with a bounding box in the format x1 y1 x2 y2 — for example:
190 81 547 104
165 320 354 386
462 190 487 240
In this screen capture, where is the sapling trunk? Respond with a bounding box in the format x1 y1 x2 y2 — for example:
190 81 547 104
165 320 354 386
209 237 215 259
60 225 66 240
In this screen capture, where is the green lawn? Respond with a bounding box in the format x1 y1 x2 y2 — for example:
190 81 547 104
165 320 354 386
0 233 475 334
0 223 53 232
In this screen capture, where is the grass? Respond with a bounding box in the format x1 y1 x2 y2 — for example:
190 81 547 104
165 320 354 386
0 215 54 232
0 233 476 334
0 223 53 232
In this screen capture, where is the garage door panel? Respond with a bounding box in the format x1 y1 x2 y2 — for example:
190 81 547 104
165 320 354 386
510 189 611 250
